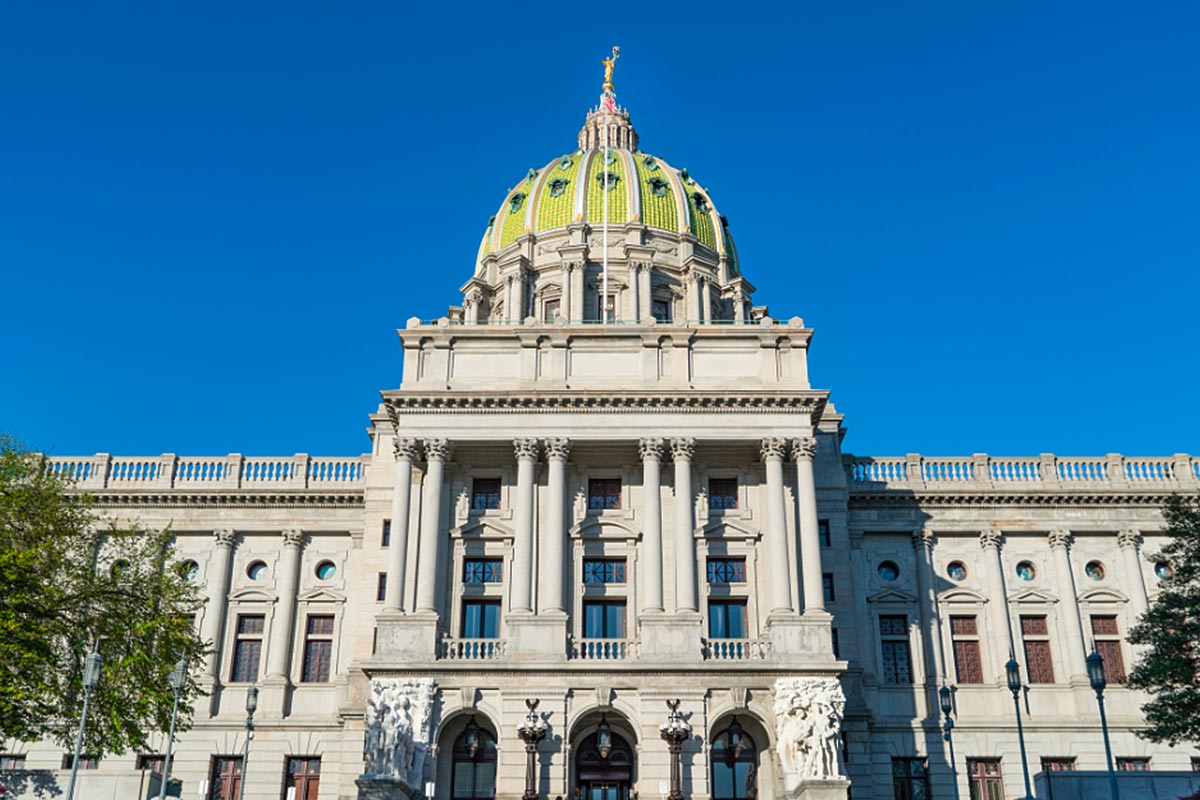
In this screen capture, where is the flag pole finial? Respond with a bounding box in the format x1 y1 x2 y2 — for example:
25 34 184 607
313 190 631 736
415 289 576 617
602 46 620 92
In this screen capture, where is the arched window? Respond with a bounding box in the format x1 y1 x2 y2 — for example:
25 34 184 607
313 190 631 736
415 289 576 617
711 718 757 800
452 719 497 800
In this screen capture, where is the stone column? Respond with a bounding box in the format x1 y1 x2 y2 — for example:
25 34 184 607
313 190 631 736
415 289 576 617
671 438 698 613
732 290 747 323
1049 529 1090 682
640 438 665 613
265 528 303 680
514 268 527 321
638 263 653 320
848 531 876 681
979 531 1015 671
385 439 420 612
504 274 515 323
541 438 570 614
760 438 794 615
700 278 712 323
913 530 945 713
511 438 540 613
201 529 236 686
1118 529 1150 619
561 263 574 323
793 437 826 614
630 265 641 322
415 439 449 614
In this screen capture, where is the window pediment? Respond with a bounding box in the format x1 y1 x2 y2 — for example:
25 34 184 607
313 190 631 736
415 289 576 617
229 587 275 603
1078 588 1128 605
937 588 989 605
700 520 760 540
451 519 515 540
297 587 347 604
867 589 919 605
1008 588 1059 605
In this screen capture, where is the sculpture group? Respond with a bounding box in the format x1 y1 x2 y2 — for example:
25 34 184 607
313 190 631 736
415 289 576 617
363 678 437 787
774 677 846 782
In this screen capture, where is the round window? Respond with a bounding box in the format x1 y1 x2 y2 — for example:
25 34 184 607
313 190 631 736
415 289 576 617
179 560 200 581
947 561 967 582
877 561 900 581
247 560 268 581
1085 561 1105 581
1015 561 1036 581
316 560 337 581
1155 562 1173 580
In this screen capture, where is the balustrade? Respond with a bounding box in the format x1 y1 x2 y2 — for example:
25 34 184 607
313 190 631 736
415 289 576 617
440 637 506 660
571 638 638 660
703 638 772 661
846 453 1199 490
43 453 368 490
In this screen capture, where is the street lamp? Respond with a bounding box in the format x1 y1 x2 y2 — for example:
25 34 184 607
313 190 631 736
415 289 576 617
156 656 188 800
938 685 959 800
516 699 548 800
236 685 258 800
1087 649 1120 800
659 700 691 800
1005 657 1033 800
65 647 103 800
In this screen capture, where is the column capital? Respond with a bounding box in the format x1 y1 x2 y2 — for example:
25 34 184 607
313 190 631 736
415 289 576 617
214 529 237 549
423 438 450 461
393 437 421 462
544 438 571 461
1117 529 1143 550
759 437 789 462
791 437 818 461
1048 528 1073 550
978 529 1003 550
282 528 304 548
514 437 541 461
639 438 664 461
912 529 936 551
669 437 695 461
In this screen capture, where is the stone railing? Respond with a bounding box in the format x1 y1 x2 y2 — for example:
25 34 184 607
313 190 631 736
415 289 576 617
571 637 638 660
439 637 506 661
44 453 368 491
703 638 773 661
845 453 1200 491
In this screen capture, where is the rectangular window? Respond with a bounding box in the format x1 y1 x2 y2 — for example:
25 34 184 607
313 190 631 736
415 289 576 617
1091 615 1127 684
301 614 335 683
543 298 561 323
382 519 391 547
1041 758 1076 772
209 756 242 800
61 754 98 770
588 478 622 510
831 627 840 659
823 573 836 602
1116 758 1150 771
966 758 1003 800
286 756 322 800
583 558 626 584
583 601 626 639
709 477 738 510
652 298 671 323
471 478 501 510
1191 757 1200 772
0 755 25 770
463 558 503 584
879 615 912 684
891 757 929 800
230 614 264 683
462 600 501 639
708 600 748 639
951 615 984 684
1021 615 1056 684
602 293 618 323
818 519 831 548
376 572 387 602
137 754 170 774
707 557 747 585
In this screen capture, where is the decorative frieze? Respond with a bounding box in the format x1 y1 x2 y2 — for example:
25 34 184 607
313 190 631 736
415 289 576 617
774 676 846 781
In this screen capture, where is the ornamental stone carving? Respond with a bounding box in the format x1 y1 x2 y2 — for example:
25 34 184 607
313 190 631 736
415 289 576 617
670 437 695 461
282 528 304 548
1118 529 1143 550
792 437 818 461
363 678 437 786
544 438 571 461
213 529 237 548
774 677 846 781
912 529 935 551
759 438 789 462
978 530 1004 550
423 439 450 461
639 438 664 461
393 437 421 462
1048 529 1073 549
513 438 540 461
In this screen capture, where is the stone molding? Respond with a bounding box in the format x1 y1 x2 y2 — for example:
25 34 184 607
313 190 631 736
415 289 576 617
513 438 540 461
393 438 421 462
638 438 664 461
543 438 571 461
385 392 827 415
1047 529 1073 549
214 528 237 548
911 529 935 551
978 530 1004 550
282 528 305 548
792 437 818 461
670 437 695 461
1117 529 1143 550
759 438 789 462
88 492 365 509
423 438 450 461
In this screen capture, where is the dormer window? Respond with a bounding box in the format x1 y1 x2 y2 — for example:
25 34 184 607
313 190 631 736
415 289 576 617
548 178 569 197
648 177 670 197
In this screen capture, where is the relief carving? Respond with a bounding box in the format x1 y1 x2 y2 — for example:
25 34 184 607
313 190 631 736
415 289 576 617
774 677 845 781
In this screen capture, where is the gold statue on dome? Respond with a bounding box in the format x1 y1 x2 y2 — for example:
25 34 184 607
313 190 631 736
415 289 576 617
602 46 620 92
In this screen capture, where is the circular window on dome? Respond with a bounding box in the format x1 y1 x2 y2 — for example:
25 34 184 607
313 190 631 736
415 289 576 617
179 560 200 581
1155 562 1173 580
316 560 337 581
1015 561 1036 581
947 561 967 582
557 156 573 171
548 177 569 197
1085 561 1106 581
877 561 900 581
642 155 659 171
247 560 268 581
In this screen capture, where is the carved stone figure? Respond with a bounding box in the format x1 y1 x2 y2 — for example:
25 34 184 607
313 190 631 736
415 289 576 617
773 677 845 782
363 678 437 786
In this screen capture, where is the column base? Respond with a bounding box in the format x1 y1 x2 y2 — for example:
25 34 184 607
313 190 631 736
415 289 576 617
638 612 703 660
373 610 440 660
356 775 420 800
768 612 836 658
257 674 292 717
506 612 569 658
783 778 851 800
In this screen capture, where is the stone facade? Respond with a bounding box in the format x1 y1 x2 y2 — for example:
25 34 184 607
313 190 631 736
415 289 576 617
7 102 1200 800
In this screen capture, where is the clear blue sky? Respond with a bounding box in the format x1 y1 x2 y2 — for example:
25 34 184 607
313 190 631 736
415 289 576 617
2 2 1197 457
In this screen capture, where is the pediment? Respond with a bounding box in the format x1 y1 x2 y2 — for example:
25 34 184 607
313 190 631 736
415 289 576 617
298 587 347 604
570 518 640 540
451 518 514 540
229 587 275 603
867 589 919 605
1078 588 1128 605
1008 588 1059 605
937 588 990 605
700 519 761 540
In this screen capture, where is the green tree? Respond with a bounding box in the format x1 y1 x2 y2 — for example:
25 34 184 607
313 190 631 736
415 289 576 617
1127 494 1200 745
0 434 207 756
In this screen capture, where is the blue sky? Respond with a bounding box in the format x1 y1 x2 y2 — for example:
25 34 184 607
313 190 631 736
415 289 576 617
2 2 1197 457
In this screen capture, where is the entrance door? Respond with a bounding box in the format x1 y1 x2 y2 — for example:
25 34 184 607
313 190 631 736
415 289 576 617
586 781 628 800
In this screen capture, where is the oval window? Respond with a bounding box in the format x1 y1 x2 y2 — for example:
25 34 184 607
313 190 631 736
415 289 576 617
1085 561 1105 581
247 560 268 581
947 561 967 582
1155 562 1173 580
179 560 200 581
1015 561 1036 581
316 560 337 581
877 561 900 581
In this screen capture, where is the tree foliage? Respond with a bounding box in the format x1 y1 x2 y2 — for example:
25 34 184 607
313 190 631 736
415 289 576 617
1128 494 1200 746
0 434 207 756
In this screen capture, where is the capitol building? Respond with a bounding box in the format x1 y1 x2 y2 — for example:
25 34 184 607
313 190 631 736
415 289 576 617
8 67 1200 800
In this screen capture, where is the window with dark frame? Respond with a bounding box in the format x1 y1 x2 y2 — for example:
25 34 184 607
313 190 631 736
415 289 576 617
1041 757 1077 772
601 293 618 323
543 298 561 323
951 615 984 684
707 557 747 584
588 478 622 510
0 755 26 770
61 754 98 770
471 478 501 510
709 477 738 509
1091 615 1127 684
230 614 264 683
463 558 503 584
583 558 626 584
286 756 322 800
301 614 335 683
818 519 831 548
1021 615 1056 684
1116 758 1150 771
376 572 387 602
382 519 391 547
582 601 626 639
209 756 242 800
136 754 170 774
831 627 840 659
879 615 912 684
891 757 929 800
823 573 836 602
708 599 748 639
462 600 501 639
652 298 672 323
966 758 1004 799
452 726 497 800
1191 756 1200 772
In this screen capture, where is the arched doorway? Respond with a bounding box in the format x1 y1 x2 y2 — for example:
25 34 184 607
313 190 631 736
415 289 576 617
436 715 498 800
574 715 636 800
711 716 760 800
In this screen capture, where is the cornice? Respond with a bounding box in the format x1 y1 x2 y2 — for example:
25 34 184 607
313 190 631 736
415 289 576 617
848 489 1198 510
384 391 827 416
88 491 365 509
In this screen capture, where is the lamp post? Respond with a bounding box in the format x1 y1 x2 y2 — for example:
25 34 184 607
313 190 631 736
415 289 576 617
156 656 189 800
65 647 103 800
236 685 258 800
659 700 691 800
1087 649 1120 800
516 699 548 800
1004 657 1033 800
939 685 959 800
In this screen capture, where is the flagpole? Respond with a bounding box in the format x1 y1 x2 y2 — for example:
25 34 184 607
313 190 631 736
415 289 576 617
602 93 609 323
